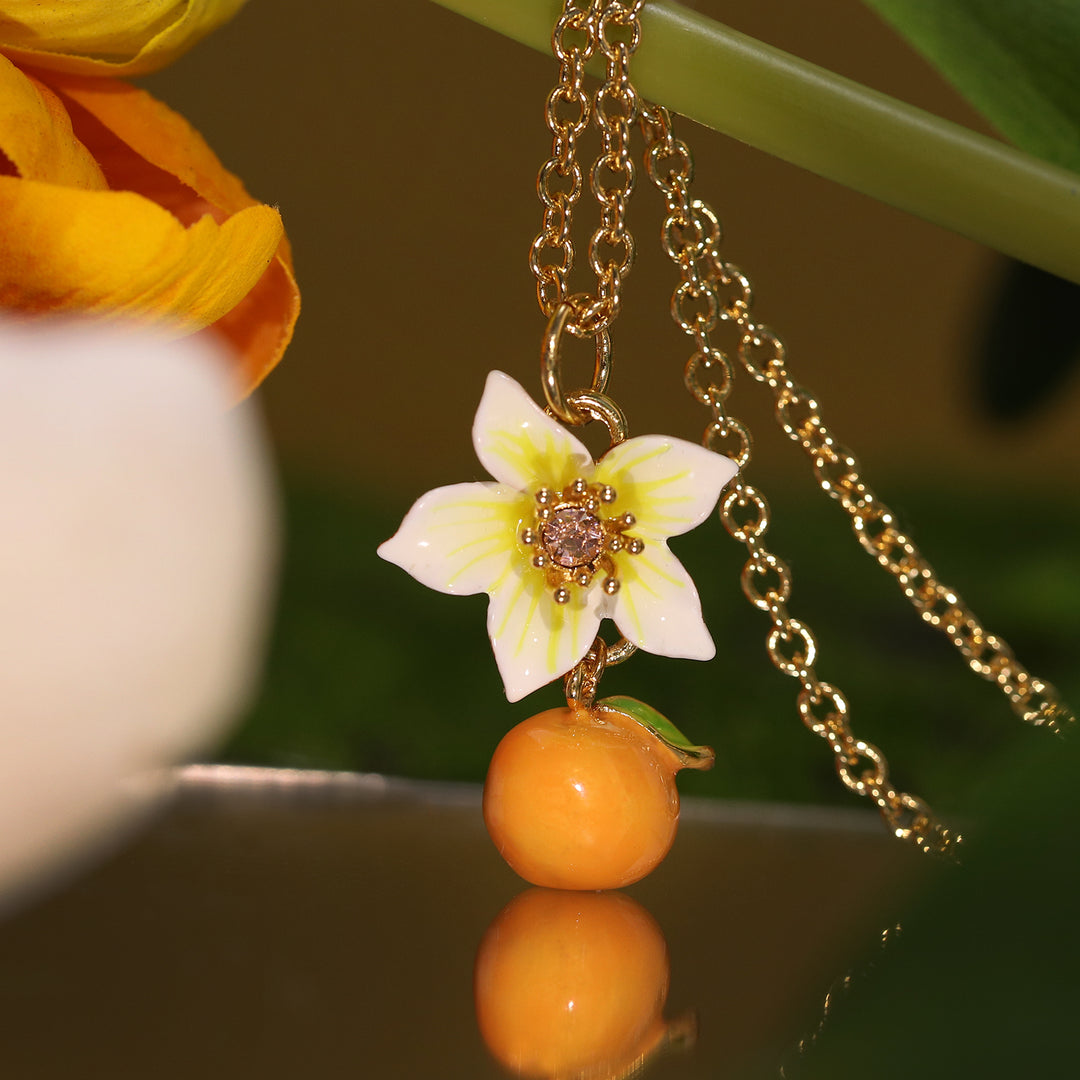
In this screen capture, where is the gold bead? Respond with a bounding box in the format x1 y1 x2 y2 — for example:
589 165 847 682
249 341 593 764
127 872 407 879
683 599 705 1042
569 478 588 496
619 512 636 530
533 553 547 568
600 485 617 503
627 537 645 555
603 577 620 595
521 527 537 545
608 536 624 552
535 487 553 505
553 586 571 605
574 570 591 587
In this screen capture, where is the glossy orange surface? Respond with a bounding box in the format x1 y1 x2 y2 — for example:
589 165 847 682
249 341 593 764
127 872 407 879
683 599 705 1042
482 706 684 890
474 888 671 1079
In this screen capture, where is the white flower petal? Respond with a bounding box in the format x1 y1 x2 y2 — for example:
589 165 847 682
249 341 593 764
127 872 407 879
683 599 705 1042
594 435 737 539
487 572 603 702
473 370 593 491
611 542 715 660
378 482 526 595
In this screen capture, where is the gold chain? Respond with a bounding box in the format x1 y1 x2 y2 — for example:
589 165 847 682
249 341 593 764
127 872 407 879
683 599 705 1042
641 102 1076 853
536 2 648 688
530 0 644 338
640 104 958 855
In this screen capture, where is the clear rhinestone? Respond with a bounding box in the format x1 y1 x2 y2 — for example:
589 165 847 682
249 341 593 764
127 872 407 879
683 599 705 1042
541 507 605 568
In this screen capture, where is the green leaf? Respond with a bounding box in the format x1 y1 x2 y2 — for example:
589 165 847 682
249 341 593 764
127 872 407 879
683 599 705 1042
863 0 1080 172
597 695 714 770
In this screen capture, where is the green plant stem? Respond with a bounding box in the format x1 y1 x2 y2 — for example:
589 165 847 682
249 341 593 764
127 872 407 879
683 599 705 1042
431 0 1080 285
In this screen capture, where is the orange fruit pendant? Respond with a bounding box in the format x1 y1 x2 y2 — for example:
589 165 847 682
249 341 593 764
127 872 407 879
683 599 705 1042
483 697 714 890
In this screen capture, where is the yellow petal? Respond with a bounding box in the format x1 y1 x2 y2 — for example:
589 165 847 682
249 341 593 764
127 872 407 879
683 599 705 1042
46 72 300 390
0 55 104 187
0 0 247 76
0 176 282 331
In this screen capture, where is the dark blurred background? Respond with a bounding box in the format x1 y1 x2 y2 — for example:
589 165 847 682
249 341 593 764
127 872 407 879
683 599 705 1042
141 0 1079 822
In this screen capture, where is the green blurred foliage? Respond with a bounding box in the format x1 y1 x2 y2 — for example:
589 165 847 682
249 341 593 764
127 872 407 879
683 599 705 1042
862 0 1080 171
221 477 1079 812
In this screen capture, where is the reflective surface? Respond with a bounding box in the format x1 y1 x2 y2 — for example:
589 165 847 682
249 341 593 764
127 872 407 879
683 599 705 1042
0 767 924 1078
475 888 684 1078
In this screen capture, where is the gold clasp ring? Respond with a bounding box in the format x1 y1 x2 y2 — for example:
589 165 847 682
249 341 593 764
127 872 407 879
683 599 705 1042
541 302 612 426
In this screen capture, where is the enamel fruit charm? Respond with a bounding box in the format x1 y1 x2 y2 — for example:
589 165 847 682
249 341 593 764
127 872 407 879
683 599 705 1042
483 697 714 890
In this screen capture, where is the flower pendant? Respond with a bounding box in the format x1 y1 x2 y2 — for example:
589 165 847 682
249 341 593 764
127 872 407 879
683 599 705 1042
378 371 738 701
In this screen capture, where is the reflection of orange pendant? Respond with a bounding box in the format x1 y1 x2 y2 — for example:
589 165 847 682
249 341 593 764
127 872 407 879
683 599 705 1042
483 699 714 890
475 888 692 1079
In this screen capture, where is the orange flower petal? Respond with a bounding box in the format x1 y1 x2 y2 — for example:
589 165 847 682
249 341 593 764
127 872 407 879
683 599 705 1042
0 0 248 77
0 56 104 187
18 71 299 391
45 73 256 213
0 176 282 331
205 252 299 392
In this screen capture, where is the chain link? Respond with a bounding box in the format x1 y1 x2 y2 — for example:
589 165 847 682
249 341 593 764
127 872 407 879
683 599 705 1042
531 0 644 338
565 633 638 709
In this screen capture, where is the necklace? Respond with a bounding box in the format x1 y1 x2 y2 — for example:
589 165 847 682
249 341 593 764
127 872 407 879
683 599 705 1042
379 0 1074 886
